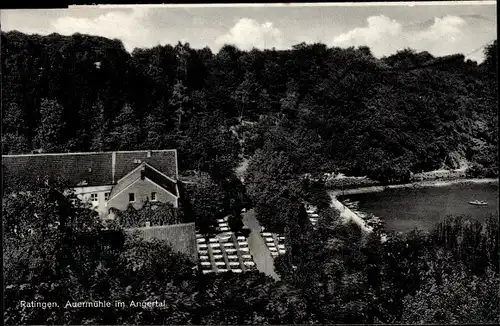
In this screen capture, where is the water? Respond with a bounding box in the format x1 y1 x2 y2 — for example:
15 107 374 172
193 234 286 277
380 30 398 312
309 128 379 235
337 182 499 233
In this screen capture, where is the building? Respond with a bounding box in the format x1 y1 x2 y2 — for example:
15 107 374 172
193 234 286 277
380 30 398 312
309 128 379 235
2 150 180 217
126 222 198 262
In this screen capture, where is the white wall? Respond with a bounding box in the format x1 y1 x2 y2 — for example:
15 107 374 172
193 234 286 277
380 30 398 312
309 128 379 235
73 185 113 217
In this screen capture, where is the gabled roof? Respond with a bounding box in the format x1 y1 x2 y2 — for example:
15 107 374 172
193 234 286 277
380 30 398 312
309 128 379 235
108 164 144 200
114 150 178 182
126 222 198 262
108 162 178 201
2 152 112 188
143 164 178 196
2 150 178 190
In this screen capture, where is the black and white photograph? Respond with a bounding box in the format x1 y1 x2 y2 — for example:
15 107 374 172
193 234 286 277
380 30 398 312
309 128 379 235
1 1 498 324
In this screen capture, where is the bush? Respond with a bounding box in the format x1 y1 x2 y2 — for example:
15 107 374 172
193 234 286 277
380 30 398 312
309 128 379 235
465 162 497 178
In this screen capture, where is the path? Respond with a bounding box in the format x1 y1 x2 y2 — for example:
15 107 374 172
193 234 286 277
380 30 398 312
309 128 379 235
242 209 280 281
329 193 372 233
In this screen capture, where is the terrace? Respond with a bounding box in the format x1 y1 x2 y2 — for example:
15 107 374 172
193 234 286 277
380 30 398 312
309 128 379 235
197 206 320 278
197 215 256 274
261 231 286 258
258 204 319 258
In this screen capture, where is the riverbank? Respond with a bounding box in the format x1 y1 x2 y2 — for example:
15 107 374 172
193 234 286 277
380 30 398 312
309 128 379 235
336 181 498 234
330 178 498 196
329 193 373 233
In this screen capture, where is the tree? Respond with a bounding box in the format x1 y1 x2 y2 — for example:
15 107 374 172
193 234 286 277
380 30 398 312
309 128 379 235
3 180 198 325
400 267 500 324
221 176 249 233
2 31 499 324
245 149 297 203
34 98 66 152
174 42 191 82
482 40 497 75
244 148 305 230
2 102 29 135
2 31 497 180
431 214 499 274
183 175 227 235
3 181 122 324
108 103 142 150
169 80 191 129
177 111 241 180
232 71 271 121
279 79 300 115
2 132 31 155
89 98 110 152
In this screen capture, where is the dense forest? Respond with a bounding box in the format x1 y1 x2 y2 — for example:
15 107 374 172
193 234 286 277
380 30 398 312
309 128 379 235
1 31 498 183
2 31 499 324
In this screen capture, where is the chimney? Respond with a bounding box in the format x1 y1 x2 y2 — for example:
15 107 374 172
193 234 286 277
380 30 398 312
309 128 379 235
140 164 146 180
145 221 151 227
111 152 116 184
147 150 152 158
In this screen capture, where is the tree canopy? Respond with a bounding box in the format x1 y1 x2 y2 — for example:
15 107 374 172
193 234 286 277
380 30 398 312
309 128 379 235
1 31 497 182
2 31 498 325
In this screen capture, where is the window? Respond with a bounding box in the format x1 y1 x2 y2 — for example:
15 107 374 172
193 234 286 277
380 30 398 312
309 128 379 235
129 193 135 202
151 192 157 201
90 193 98 202
104 192 110 201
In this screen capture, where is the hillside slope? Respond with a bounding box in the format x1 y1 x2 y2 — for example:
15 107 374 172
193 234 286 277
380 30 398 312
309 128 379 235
1 32 497 183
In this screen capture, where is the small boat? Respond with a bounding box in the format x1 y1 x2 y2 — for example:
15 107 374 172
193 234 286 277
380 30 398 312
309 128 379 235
469 200 488 206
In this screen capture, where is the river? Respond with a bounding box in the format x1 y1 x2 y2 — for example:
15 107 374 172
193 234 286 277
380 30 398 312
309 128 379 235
336 182 499 233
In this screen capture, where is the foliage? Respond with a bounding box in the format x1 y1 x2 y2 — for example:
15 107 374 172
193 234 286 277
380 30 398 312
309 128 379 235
466 161 498 178
430 214 499 274
483 40 497 75
108 103 142 151
245 148 307 231
34 98 66 152
2 31 499 325
3 183 197 325
400 266 500 324
3 179 500 325
176 111 241 180
2 31 497 182
112 201 181 228
182 174 246 235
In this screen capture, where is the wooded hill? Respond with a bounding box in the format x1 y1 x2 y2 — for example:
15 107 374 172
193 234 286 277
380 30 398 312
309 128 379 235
2 31 497 182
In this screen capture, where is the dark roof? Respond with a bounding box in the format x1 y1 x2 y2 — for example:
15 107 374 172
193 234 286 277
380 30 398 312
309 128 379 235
109 163 177 200
2 150 177 190
126 222 198 262
108 165 143 200
143 165 178 196
114 150 177 181
2 152 112 187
